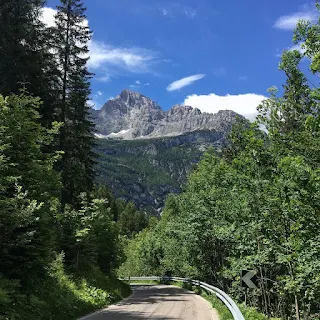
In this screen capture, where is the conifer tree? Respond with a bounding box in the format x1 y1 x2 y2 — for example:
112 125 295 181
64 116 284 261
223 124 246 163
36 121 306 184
53 0 96 208
0 0 61 128
0 0 43 96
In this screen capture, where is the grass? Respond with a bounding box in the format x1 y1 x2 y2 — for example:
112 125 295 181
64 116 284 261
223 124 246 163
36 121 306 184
177 282 280 320
0 254 131 320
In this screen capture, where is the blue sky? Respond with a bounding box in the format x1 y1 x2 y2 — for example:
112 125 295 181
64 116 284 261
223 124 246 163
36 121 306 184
43 0 318 120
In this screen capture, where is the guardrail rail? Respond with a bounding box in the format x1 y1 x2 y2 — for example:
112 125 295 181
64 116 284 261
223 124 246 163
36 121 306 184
121 276 245 320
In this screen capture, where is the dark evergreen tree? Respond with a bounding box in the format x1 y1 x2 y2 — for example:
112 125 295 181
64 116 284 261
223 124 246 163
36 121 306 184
53 0 96 208
0 0 43 96
0 0 59 126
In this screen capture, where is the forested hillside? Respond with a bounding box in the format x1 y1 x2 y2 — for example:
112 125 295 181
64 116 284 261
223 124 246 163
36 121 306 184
0 1 146 319
95 130 228 214
119 8 320 320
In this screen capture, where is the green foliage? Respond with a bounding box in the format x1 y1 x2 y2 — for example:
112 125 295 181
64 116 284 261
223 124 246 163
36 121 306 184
118 7 320 319
0 93 60 280
0 1 140 319
118 201 149 237
1 254 130 320
0 93 134 320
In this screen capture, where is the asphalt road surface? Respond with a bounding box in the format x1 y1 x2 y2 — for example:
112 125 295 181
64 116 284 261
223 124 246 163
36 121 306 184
79 284 219 320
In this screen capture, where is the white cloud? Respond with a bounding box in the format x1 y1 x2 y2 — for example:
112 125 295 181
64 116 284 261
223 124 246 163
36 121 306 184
276 43 306 57
97 91 103 96
288 43 306 54
40 7 89 28
87 100 95 108
274 11 317 30
41 7 56 27
87 40 158 74
135 80 141 85
184 92 267 122
167 74 205 92
162 9 168 16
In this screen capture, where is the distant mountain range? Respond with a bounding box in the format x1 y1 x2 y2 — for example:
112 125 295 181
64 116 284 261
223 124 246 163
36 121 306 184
91 89 243 140
92 89 245 214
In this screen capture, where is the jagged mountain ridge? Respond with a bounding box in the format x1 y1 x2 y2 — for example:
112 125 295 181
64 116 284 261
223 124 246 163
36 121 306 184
93 89 243 139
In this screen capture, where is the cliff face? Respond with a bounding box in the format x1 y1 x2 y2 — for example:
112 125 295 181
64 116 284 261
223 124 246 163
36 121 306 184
93 89 246 215
93 89 243 139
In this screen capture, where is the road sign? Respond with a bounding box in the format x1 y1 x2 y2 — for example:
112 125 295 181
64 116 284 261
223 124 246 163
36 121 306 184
241 270 258 289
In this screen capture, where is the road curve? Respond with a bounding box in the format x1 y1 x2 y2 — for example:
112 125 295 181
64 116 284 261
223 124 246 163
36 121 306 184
79 284 219 320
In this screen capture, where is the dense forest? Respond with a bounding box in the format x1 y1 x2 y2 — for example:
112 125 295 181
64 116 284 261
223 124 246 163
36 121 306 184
118 6 320 320
0 1 147 319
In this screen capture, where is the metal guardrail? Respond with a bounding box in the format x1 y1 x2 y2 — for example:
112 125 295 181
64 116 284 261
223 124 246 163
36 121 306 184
121 276 245 320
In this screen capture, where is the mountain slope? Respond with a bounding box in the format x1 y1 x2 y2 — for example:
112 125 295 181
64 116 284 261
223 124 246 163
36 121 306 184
93 90 246 214
95 131 225 214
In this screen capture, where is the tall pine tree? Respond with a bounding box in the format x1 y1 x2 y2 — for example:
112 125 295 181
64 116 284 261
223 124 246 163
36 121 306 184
54 0 95 208
0 0 61 128
0 0 43 96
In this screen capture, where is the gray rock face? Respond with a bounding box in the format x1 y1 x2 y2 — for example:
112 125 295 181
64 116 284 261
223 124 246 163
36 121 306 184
93 89 243 139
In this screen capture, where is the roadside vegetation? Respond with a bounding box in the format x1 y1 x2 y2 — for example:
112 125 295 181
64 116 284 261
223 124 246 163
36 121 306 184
0 1 145 319
118 6 320 320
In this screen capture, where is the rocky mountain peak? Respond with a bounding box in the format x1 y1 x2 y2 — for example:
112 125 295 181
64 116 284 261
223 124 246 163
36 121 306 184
114 89 161 111
94 90 245 139
117 89 143 102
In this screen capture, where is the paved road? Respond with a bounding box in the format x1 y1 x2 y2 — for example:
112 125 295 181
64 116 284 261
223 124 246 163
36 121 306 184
79 285 219 320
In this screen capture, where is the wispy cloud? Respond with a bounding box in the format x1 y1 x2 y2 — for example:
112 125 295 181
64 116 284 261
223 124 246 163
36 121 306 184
130 80 151 88
88 40 159 75
159 3 197 19
274 8 317 30
184 92 266 122
276 43 306 57
96 75 111 82
41 7 160 79
167 74 205 92
184 9 197 19
87 41 156 71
